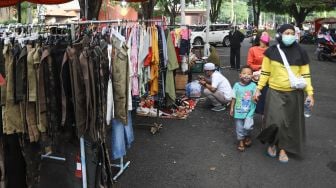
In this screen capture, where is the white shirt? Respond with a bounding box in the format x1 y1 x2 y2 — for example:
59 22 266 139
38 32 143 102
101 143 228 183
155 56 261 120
211 71 233 100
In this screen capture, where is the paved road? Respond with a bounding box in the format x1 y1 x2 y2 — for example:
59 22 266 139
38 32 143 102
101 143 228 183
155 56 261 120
116 39 336 188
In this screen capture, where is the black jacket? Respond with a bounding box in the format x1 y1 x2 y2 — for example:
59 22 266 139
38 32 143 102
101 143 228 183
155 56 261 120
229 30 245 48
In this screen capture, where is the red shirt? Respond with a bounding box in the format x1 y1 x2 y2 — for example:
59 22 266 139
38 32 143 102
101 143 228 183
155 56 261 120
247 46 267 71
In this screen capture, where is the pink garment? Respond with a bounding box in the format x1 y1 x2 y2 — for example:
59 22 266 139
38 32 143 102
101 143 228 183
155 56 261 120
131 26 139 96
180 29 192 40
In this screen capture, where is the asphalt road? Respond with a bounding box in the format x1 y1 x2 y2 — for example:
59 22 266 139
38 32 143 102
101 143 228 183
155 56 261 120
116 39 336 188
38 39 336 188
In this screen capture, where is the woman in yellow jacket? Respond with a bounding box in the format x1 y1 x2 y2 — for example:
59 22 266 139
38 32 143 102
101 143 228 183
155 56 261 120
254 24 315 163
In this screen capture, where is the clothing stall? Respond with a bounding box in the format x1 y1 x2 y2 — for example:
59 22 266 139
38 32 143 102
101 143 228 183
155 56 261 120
0 16 194 187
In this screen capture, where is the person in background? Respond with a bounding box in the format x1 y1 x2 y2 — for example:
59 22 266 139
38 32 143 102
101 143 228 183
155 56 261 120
247 34 270 72
229 26 245 70
199 63 232 112
230 65 257 152
291 22 301 43
207 45 220 68
247 33 270 128
254 24 314 163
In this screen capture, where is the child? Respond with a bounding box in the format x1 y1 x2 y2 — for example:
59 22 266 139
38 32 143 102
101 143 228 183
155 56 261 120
230 65 257 152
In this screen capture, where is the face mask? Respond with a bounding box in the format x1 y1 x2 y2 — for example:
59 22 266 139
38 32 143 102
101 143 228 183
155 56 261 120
241 75 252 83
282 35 296 46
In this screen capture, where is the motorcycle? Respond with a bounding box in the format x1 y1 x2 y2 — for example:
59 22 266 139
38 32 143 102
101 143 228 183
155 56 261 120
300 31 316 44
316 39 336 62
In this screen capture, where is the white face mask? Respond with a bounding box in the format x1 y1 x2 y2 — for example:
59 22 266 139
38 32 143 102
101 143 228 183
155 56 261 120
241 75 252 83
282 34 296 46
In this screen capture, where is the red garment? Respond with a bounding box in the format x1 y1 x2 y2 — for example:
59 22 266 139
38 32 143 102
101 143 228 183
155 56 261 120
0 74 6 86
144 47 152 67
247 46 267 71
0 0 72 7
175 47 181 63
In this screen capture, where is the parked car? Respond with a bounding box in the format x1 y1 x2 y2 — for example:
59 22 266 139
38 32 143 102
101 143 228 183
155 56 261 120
190 24 231 47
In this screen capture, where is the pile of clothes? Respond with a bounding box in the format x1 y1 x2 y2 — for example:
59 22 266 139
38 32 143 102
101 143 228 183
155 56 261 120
136 96 197 119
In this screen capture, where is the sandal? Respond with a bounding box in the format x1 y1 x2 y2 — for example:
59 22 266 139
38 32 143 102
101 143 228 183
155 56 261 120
244 137 252 147
266 146 277 158
279 150 289 163
237 140 245 152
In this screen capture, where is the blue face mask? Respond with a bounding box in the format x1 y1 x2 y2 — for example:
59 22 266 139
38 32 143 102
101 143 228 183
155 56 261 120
282 35 296 46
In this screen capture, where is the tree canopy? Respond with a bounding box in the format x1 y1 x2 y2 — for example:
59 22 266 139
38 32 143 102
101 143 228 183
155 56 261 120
262 0 336 27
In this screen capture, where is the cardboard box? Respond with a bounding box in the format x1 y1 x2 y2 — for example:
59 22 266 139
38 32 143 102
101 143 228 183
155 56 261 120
175 73 188 90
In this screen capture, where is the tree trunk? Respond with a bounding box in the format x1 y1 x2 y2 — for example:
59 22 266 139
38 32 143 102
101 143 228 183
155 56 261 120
289 4 313 29
251 0 260 28
141 0 156 20
78 0 102 20
17 2 21 23
210 0 223 23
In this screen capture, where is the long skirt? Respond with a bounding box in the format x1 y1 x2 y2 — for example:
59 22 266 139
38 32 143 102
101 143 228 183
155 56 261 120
257 88 306 155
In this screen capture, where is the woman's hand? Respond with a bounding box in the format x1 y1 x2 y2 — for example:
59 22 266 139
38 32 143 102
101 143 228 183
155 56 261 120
306 95 314 108
253 89 261 102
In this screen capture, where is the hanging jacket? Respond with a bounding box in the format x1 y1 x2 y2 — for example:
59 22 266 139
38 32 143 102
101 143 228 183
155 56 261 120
2 43 23 134
39 46 64 135
16 46 27 103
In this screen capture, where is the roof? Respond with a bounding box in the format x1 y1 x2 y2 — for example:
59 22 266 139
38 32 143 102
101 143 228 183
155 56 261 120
0 0 72 7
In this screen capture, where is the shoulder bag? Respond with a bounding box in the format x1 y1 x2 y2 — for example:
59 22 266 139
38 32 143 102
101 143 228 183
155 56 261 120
276 44 307 89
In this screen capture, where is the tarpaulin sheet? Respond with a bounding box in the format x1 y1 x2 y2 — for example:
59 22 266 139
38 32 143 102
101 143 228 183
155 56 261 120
0 0 72 7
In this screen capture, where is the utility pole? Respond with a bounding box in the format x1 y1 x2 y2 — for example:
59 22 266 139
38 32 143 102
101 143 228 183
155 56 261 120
181 0 186 26
85 0 88 19
204 0 211 57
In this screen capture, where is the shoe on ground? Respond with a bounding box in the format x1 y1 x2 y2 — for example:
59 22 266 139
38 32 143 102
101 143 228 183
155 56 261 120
211 105 226 112
279 151 289 163
266 146 277 158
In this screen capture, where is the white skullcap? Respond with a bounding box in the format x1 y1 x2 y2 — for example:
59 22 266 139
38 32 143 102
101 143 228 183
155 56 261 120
203 62 216 71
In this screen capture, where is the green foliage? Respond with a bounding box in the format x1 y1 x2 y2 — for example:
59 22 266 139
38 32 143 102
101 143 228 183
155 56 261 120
0 19 17 25
219 1 248 24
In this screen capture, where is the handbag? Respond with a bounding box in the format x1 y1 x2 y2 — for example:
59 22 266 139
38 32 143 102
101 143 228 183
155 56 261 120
276 44 307 89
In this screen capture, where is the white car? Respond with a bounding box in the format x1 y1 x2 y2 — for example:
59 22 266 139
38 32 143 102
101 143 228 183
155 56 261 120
190 24 231 47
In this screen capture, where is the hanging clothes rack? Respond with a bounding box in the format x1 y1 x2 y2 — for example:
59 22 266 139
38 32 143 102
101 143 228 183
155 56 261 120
2 19 184 186
135 24 191 135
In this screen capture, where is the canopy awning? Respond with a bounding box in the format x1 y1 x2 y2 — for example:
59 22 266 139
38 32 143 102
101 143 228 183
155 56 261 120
113 0 148 2
0 0 72 7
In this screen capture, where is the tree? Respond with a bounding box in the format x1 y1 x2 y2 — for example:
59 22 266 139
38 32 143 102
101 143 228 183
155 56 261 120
157 0 195 25
250 0 261 28
262 0 335 28
141 0 157 20
157 0 180 25
219 1 248 24
210 0 224 23
78 0 103 20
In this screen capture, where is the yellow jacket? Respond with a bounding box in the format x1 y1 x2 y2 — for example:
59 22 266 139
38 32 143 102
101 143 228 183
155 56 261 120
257 56 314 96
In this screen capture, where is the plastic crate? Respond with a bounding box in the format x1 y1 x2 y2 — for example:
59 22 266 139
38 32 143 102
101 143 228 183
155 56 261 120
191 60 204 73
